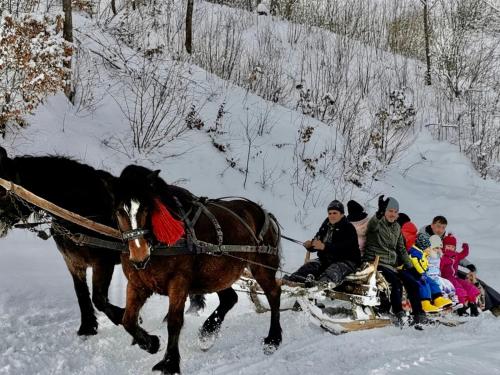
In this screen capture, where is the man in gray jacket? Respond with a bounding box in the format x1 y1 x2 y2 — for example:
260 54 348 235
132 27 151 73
363 196 426 327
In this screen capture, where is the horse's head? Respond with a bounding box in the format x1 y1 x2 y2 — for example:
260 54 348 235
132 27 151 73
0 147 25 237
110 165 185 270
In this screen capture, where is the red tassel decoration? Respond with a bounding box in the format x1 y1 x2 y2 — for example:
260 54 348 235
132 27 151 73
151 198 185 245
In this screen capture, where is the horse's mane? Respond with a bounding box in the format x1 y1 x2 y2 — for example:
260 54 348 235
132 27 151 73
119 165 196 213
9 154 116 226
14 154 114 182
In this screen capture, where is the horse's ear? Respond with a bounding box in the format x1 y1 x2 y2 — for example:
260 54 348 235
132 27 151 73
147 170 161 187
0 147 8 163
99 172 117 206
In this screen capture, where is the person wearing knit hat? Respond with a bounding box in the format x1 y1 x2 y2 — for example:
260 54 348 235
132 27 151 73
327 199 344 214
346 200 367 222
440 234 481 316
346 200 369 255
415 232 431 251
396 213 411 227
363 195 430 326
408 233 453 313
442 234 457 249
283 200 361 288
426 234 461 309
429 234 442 250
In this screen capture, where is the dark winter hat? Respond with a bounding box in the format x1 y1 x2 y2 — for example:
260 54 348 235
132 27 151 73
327 200 344 214
385 197 399 212
397 213 411 226
347 200 367 222
443 234 457 247
415 232 431 250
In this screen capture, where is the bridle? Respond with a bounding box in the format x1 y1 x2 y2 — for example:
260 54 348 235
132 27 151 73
122 228 150 241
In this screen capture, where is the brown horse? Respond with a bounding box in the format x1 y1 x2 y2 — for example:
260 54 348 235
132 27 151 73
108 165 282 374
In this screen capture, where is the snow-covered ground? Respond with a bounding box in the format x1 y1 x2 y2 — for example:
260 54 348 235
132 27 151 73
1 9 500 375
2 127 500 375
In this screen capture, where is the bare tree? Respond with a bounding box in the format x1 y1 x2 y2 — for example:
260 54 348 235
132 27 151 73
62 0 74 101
421 0 432 85
185 0 194 54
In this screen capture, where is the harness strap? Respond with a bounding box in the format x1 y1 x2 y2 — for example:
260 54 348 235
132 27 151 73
122 229 150 241
70 233 280 256
206 201 260 244
193 201 224 246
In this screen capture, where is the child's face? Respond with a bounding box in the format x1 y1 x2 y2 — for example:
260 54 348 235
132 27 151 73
444 244 456 252
429 247 442 258
467 272 477 283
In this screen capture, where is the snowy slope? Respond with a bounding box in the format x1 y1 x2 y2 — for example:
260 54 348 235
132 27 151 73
1 10 500 375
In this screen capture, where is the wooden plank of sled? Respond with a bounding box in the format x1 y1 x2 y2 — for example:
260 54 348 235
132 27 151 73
0 177 122 240
335 319 392 333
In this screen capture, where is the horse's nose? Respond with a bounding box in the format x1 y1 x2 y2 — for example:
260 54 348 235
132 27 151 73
131 256 150 270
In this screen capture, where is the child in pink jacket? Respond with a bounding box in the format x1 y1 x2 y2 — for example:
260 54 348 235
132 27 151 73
440 234 480 316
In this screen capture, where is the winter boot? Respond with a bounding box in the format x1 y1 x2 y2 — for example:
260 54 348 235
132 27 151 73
469 302 480 317
393 311 408 328
421 300 441 314
411 313 434 329
456 305 469 317
304 274 316 288
433 296 453 310
452 303 464 312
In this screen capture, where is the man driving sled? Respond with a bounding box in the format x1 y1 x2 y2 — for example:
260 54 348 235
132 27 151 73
283 200 361 288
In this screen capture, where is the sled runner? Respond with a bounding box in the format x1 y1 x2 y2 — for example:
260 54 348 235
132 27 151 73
239 256 393 334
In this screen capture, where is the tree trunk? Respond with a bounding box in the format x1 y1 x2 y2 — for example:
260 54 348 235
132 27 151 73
111 0 117 16
62 0 74 102
185 0 194 54
423 0 432 86
270 0 278 15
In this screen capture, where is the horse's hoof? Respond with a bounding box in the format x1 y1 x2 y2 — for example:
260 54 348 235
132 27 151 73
185 305 201 316
77 322 98 336
262 337 281 355
144 335 160 354
152 359 180 374
198 329 219 352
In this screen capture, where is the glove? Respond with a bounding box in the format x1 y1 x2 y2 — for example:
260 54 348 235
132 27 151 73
376 195 389 218
462 243 469 253
466 264 477 273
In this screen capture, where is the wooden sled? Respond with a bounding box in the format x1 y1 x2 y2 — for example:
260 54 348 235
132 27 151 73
238 256 393 334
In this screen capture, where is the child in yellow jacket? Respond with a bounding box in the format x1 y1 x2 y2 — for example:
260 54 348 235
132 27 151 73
407 233 453 313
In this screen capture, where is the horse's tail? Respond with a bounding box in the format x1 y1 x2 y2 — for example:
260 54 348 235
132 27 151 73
268 211 283 266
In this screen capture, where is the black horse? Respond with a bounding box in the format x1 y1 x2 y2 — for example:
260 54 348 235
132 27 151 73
0 146 126 335
108 165 282 374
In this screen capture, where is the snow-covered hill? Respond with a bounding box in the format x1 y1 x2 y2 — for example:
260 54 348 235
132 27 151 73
1 6 500 375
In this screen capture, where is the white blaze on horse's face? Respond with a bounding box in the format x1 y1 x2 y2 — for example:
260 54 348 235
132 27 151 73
125 199 142 249
122 199 151 266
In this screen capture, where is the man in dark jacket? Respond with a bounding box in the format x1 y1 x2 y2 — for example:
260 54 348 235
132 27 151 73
284 200 361 287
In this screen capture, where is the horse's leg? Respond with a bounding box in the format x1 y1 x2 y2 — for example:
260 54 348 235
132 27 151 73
63 259 98 336
250 263 282 353
122 283 159 354
186 294 206 315
198 288 238 350
163 294 205 322
152 280 188 375
91 261 125 326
